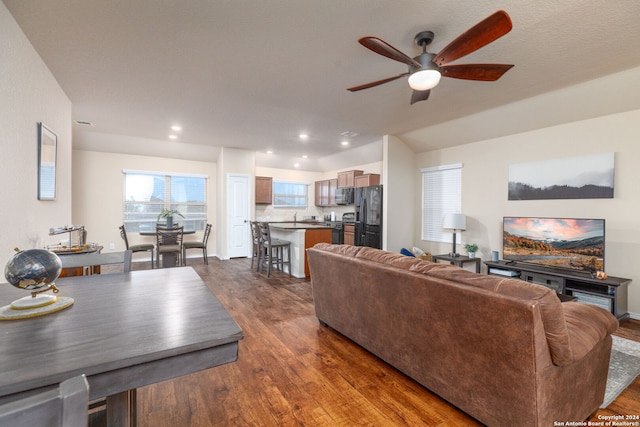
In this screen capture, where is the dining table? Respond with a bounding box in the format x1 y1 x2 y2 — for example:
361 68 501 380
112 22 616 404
0 267 243 426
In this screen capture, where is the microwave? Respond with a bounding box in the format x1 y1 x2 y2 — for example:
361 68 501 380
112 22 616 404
335 187 354 205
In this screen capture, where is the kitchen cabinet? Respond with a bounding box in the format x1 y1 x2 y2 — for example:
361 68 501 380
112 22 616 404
355 173 380 187
337 170 363 188
344 224 355 246
314 178 338 206
328 178 337 205
255 176 272 204
314 181 325 206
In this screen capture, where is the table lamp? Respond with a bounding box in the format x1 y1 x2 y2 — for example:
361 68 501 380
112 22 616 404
443 213 466 257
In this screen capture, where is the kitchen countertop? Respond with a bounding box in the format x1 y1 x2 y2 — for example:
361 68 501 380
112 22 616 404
268 222 333 230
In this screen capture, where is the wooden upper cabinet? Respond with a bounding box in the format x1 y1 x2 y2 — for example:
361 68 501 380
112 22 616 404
314 181 323 206
337 170 363 188
355 173 380 188
255 176 273 204
328 178 338 206
315 179 337 206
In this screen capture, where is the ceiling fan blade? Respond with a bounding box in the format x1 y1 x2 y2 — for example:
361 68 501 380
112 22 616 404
410 89 431 105
434 10 512 66
441 64 514 81
359 37 421 68
347 73 409 92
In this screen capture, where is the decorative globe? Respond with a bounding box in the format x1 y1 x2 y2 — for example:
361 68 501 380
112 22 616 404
4 249 62 291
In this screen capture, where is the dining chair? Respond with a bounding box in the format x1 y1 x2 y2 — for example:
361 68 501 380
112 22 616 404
0 374 89 427
182 223 212 265
58 250 133 275
119 225 155 267
156 225 184 268
257 222 291 277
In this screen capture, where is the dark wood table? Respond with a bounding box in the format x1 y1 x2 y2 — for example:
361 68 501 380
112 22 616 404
0 267 243 426
431 253 481 273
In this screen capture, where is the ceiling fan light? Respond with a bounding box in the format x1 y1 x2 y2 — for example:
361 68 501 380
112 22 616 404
408 69 441 90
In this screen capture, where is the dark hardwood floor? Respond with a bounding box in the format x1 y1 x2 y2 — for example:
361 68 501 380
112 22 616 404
131 258 640 426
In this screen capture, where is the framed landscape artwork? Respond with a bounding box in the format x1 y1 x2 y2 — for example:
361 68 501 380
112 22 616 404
508 152 614 200
37 122 57 200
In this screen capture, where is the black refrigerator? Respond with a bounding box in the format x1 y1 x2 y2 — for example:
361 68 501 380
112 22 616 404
355 185 382 249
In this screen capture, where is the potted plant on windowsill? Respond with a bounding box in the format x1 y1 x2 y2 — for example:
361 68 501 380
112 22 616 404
464 243 479 259
157 209 184 228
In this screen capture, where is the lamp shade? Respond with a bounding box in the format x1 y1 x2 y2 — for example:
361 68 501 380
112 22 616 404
408 69 441 91
443 213 466 230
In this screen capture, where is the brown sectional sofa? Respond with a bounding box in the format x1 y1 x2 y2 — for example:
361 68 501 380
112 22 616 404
307 243 619 427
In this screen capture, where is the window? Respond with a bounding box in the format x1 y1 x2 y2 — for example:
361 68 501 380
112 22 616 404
123 170 207 232
272 181 308 208
421 163 462 242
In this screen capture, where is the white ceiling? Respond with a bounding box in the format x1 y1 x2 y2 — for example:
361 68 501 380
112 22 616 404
4 0 640 171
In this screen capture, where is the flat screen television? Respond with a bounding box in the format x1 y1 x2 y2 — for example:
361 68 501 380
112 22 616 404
503 217 605 272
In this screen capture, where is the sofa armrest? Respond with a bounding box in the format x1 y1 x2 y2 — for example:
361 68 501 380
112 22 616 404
562 302 618 361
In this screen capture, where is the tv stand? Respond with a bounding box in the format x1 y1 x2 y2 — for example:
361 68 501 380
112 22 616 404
484 260 631 322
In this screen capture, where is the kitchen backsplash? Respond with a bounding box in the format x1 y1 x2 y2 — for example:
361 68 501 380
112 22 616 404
255 205 355 222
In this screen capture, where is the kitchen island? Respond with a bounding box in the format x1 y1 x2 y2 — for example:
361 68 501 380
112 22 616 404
268 223 333 278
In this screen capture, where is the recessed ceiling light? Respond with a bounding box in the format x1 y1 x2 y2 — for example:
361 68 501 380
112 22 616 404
302 155 308 159
299 133 309 140
171 125 182 131
168 135 177 140
341 141 350 146
294 163 300 168
266 150 273 154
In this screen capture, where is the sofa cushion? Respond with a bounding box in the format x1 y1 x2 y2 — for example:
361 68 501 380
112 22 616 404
355 246 428 270
312 242 362 257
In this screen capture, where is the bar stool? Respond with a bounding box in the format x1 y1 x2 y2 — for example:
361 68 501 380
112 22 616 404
257 222 291 277
250 221 262 270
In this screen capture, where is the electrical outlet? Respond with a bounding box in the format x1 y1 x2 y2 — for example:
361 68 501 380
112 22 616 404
109 243 115 250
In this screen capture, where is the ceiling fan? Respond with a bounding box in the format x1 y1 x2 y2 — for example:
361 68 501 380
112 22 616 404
347 10 514 104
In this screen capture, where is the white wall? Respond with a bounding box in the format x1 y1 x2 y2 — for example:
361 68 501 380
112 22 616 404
72 149 217 261
0 3 72 268
411 108 640 317
384 135 415 252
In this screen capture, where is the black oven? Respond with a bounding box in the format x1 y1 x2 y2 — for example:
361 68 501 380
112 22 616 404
331 227 343 244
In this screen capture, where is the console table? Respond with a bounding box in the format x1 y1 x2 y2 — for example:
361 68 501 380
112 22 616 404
432 254 481 273
484 260 631 322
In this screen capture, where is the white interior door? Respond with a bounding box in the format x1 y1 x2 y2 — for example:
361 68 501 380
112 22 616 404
226 174 250 258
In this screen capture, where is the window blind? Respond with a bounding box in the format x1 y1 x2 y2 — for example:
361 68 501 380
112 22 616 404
272 181 308 208
421 163 462 242
123 171 207 232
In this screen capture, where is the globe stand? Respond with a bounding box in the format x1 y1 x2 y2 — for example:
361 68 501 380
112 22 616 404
11 284 60 309
1 283 74 321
